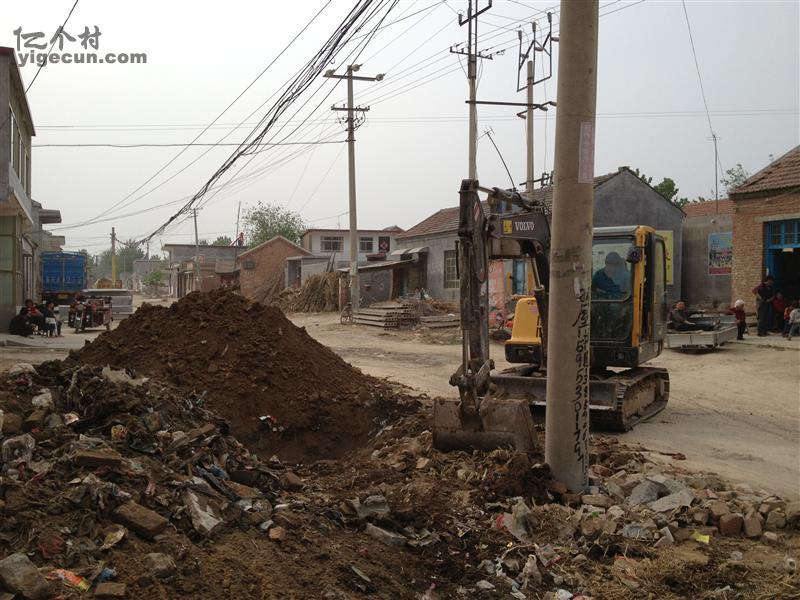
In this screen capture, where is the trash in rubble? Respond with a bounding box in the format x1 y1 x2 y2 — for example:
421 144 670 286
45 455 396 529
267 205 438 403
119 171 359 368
31 390 53 410
475 580 495 591
101 365 148 386
99 527 127 551
497 498 538 543
96 568 118 583
184 489 223 536
0 409 4 433
691 531 710 544
346 494 390 519
144 553 177 579
784 556 797 574
110 424 127 441
2 433 36 465
63 412 80 425
8 363 35 376
48 569 91 591
259 415 279 431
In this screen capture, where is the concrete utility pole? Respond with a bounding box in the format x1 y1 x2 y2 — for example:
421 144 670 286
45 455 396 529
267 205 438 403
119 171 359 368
451 0 493 180
325 65 383 311
110 227 117 286
544 0 599 492
526 59 535 198
193 208 200 292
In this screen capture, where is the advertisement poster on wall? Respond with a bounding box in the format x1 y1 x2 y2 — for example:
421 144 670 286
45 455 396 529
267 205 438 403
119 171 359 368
656 230 674 284
708 232 733 275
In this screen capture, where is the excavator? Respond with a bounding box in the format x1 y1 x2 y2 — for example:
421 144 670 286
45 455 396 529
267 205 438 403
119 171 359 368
433 179 670 452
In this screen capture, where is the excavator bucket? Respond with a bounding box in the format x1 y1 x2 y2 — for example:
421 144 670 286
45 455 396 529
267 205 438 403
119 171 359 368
433 395 538 452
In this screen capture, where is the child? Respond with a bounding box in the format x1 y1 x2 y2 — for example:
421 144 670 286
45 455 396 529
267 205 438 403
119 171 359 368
728 299 747 340
787 301 800 341
783 301 794 337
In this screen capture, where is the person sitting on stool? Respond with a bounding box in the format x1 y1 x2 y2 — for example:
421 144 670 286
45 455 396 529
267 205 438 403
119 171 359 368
669 300 716 332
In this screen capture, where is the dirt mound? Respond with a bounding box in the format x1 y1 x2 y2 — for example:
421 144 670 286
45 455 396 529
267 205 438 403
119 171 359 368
68 289 410 462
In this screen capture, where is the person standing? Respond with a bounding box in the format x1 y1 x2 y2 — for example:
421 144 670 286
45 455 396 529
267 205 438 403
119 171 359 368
728 299 747 340
772 291 787 333
752 276 775 336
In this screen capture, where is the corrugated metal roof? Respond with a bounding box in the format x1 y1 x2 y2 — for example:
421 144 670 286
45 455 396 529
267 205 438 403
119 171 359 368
732 145 800 197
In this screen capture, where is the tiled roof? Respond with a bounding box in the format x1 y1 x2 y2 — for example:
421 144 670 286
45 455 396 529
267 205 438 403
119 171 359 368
732 145 800 197
682 199 734 217
235 235 310 259
398 171 622 239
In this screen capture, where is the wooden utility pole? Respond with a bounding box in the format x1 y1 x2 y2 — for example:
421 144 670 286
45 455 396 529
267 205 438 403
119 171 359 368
544 0 599 492
193 208 201 292
324 65 383 311
110 227 117 287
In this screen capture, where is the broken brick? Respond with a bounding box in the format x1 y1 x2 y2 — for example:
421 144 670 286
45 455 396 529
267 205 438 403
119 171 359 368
718 513 743 536
74 450 123 469
112 502 168 540
95 582 127 598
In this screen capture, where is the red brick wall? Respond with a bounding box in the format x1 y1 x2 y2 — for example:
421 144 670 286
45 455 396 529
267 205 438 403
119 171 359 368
731 191 800 311
237 239 306 299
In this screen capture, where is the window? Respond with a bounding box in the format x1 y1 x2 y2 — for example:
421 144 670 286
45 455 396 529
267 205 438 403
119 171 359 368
444 249 458 289
243 259 255 270
320 236 343 252
359 237 373 252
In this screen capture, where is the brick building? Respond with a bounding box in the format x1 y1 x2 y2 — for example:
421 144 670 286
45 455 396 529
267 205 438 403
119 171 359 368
235 236 311 299
730 146 800 310
681 199 733 309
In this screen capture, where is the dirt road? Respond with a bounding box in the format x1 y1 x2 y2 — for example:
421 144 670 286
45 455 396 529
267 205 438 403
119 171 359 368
291 313 800 500
2 309 798 499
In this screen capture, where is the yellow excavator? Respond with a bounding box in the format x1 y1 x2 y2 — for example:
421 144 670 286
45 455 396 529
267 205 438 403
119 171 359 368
433 180 669 452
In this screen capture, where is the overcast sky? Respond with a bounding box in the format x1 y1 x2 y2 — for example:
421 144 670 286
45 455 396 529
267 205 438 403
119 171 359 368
4 0 799 254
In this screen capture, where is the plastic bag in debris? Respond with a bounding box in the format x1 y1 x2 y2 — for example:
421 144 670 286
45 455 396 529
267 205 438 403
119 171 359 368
101 365 148 387
7 363 35 376
31 390 54 410
498 499 538 543
2 434 36 465
48 569 91 591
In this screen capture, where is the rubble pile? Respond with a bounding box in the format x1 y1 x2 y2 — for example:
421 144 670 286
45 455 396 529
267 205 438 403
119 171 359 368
0 361 797 598
0 363 289 598
68 290 410 462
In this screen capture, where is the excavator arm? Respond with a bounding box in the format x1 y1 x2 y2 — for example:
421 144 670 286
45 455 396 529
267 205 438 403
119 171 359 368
433 179 551 452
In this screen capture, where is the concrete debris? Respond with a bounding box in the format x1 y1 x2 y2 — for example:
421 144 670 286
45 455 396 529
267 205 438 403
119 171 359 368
0 552 51 599
364 523 407 546
144 553 177 579
628 480 660 505
184 490 223 536
766 511 787 530
648 488 695 513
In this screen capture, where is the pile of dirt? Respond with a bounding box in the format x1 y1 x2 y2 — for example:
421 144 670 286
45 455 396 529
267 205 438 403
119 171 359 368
257 272 340 313
67 289 411 462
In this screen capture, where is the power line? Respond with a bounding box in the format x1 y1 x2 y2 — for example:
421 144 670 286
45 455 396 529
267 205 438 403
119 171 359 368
24 0 80 93
68 0 335 231
33 140 345 148
680 0 715 138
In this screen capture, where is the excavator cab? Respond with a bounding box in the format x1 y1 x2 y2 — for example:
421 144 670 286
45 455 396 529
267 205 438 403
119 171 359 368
505 226 668 369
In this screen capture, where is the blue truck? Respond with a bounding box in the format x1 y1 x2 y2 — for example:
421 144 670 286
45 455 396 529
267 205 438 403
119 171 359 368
41 251 88 304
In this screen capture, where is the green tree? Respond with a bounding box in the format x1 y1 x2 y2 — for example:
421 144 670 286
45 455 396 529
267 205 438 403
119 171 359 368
212 235 232 246
720 163 750 194
143 269 165 287
243 202 305 246
95 241 145 279
622 167 689 208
